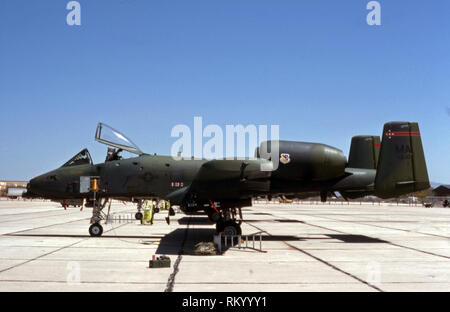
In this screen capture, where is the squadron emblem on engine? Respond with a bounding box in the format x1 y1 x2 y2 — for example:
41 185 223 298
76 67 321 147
280 153 291 164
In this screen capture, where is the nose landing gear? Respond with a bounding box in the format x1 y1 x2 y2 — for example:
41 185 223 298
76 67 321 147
89 223 103 237
135 212 143 220
134 200 143 220
88 197 110 237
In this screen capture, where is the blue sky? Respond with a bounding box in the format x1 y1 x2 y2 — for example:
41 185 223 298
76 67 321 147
0 0 449 183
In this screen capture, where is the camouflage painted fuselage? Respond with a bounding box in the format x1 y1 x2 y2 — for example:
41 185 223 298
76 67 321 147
26 122 430 210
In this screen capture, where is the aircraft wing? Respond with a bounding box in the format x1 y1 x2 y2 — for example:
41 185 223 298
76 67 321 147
166 159 272 204
165 185 191 205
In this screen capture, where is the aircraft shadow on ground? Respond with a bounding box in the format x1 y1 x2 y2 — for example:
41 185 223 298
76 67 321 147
326 234 388 243
177 216 214 225
5 233 163 239
155 229 390 255
156 228 216 255
176 216 304 225
6 221 387 256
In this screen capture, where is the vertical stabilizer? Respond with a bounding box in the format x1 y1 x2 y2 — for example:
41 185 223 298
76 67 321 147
375 122 430 198
348 135 380 169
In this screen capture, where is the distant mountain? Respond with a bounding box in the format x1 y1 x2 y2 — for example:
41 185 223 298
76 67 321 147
430 182 450 189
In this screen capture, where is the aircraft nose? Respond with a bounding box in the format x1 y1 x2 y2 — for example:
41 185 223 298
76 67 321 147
27 177 38 192
26 175 47 198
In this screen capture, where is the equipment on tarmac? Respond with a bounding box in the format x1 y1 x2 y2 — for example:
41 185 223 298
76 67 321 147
149 255 171 268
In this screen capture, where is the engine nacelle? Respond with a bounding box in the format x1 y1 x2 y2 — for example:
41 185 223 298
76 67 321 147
258 140 346 181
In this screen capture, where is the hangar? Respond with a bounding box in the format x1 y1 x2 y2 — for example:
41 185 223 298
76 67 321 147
433 185 450 197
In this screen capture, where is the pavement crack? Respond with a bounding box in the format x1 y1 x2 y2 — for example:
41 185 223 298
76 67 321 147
244 220 384 292
291 210 450 260
164 215 191 292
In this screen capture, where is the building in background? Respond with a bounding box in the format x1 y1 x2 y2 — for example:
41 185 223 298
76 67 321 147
433 185 450 197
0 181 28 197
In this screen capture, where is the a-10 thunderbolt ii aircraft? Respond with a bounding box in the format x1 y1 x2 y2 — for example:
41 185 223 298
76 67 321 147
25 121 430 237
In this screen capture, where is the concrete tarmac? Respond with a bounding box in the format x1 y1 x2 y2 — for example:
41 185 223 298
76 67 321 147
0 199 450 292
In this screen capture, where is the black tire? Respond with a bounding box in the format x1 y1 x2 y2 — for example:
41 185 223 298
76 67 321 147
217 220 242 236
135 212 143 220
89 223 103 237
207 210 220 222
154 207 160 213
169 207 175 216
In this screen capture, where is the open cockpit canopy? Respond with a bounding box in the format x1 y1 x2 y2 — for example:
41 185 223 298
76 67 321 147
61 148 93 168
95 123 143 155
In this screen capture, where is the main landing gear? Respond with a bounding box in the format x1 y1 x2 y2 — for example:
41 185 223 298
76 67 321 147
135 199 143 220
217 220 242 236
206 203 243 236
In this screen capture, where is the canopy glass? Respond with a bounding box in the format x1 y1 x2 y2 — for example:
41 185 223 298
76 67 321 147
95 123 143 155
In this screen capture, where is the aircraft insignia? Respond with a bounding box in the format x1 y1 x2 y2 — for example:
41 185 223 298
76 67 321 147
280 153 291 164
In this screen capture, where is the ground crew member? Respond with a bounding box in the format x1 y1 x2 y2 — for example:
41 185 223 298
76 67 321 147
150 200 156 224
142 200 154 225
141 200 148 224
165 201 173 225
